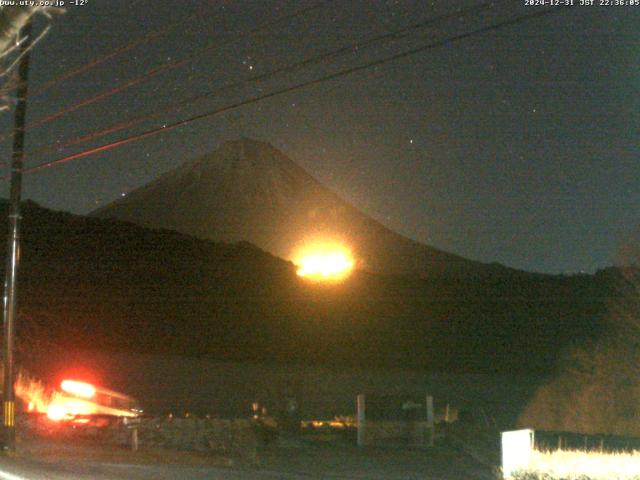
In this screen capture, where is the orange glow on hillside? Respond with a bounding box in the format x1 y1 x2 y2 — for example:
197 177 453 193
294 240 354 281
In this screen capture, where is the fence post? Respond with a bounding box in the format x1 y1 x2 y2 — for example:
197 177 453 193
357 394 365 447
131 426 139 452
426 395 434 447
124 417 140 451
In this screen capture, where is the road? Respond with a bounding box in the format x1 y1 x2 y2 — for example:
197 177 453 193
0 440 495 479
0 461 475 480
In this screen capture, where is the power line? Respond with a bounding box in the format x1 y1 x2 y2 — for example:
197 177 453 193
28 0 510 157
1 0 329 144
0 4 209 145
19 5 571 177
29 3 210 98
22 5 570 175
28 58 191 129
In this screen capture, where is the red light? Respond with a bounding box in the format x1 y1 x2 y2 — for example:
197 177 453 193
60 380 96 398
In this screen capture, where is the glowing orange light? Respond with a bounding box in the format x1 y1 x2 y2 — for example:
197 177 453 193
60 380 96 399
15 371 58 415
294 241 354 281
46 404 66 421
46 397 95 421
16 372 139 422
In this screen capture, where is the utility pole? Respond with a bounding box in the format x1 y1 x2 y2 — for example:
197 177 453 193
0 7 37 54
2 19 32 452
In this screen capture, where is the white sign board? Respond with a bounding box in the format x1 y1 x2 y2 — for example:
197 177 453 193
501 429 534 479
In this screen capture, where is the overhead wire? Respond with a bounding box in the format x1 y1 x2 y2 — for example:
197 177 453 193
28 0 510 157
29 3 210 98
0 0 330 144
0 21 51 114
18 5 572 177
27 57 191 129
0 3 210 146
0 24 51 79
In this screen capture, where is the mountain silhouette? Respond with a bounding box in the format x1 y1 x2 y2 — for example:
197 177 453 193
4 200 609 375
93 138 507 277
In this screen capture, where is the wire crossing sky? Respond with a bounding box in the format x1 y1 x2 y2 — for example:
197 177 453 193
20 5 568 174
24 0 509 158
0 0 637 275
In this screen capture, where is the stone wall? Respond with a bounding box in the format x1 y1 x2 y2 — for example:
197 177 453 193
363 420 432 446
19 414 261 460
121 417 258 454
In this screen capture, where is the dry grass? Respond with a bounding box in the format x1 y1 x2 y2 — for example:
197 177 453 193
512 449 640 480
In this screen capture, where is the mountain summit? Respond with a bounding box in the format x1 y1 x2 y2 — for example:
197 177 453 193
93 138 500 277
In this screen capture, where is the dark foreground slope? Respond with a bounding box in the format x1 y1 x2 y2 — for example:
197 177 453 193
6 201 611 374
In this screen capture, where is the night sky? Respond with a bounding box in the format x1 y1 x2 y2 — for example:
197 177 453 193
0 0 637 274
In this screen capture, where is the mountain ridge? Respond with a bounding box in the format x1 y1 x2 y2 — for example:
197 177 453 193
0 199 611 375
92 138 511 278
